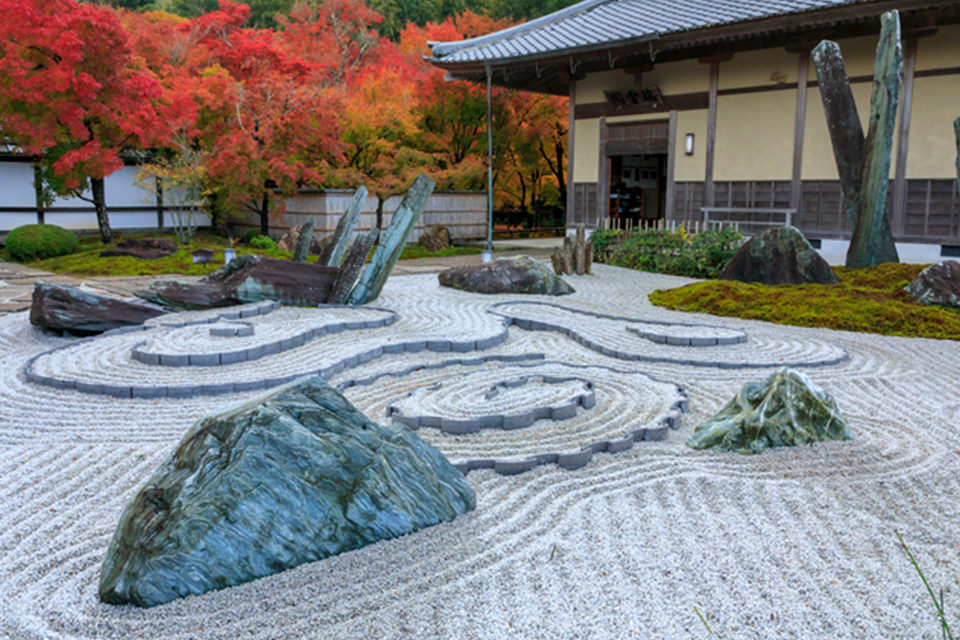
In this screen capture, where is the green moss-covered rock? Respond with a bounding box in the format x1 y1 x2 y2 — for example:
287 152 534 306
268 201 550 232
719 226 839 285
5 224 78 262
99 376 476 607
687 368 852 454
438 255 574 296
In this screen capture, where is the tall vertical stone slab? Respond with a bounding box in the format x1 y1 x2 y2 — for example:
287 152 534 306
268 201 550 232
291 218 313 263
320 186 367 267
812 40 864 230
327 227 378 304
347 174 435 305
847 10 901 269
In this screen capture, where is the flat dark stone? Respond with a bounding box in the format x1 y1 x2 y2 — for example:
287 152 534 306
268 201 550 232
30 282 165 336
100 237 178 260
438 256 574 296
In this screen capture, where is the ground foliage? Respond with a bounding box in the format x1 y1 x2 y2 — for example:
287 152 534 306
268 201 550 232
593 227 743 279
649 262 960 340
4 224 79 262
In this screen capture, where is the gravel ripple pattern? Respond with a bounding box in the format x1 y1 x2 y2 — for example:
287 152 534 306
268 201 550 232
1 265 959 639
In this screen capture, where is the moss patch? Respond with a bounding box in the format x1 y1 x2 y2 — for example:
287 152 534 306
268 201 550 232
649 263 960 340
2 231 481 277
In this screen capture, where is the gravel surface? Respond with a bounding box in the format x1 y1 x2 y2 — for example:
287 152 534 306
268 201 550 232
1 264 959 639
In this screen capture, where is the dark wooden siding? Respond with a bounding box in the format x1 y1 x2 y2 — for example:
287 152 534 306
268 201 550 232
570 182 599 228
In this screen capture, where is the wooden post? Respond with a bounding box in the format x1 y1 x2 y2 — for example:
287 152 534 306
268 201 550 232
155 176 164 229
566 82 576 230
665 110 678 221
790 51 809 213
598 116 608 229
891 38 917 237
705 61 719 207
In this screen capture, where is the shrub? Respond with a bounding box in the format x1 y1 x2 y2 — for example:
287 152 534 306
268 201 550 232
248 234 276 250
240 229 261 245
5 224 79 262
589 228 623 261
598 225 742 278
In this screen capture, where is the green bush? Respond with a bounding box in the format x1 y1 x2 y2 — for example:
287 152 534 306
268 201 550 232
5 224 79 262
248 234 276 250
598 225 742 278
240 229 261 244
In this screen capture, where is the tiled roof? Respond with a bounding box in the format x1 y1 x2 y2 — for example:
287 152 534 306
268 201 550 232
429 0 871 64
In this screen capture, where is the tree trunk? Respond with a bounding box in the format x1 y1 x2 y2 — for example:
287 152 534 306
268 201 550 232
91 177 112 244
259 189 270 237
376 197 384 230
33 164 45 225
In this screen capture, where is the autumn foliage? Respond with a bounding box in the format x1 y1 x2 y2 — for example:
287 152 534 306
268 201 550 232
0 0 568 240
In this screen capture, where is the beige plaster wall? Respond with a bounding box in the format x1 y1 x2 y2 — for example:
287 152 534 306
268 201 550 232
718 48 801 89
675 109 708 181
713 90 797 180
916 24 960 71
906 76 960 179
573 117 600 182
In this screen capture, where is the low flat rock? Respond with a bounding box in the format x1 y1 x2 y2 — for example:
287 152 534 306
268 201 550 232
100 237 177 260
687 367 852 454
905 260 960 309
30 282 164 335
719 226 839 285
99 375 475 607
136 255 339 310
438 256 574 296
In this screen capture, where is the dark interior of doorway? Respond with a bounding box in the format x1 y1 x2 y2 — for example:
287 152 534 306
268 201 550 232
609 154 666 227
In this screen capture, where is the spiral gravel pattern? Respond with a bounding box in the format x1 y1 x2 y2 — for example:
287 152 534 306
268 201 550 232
1 264 959 639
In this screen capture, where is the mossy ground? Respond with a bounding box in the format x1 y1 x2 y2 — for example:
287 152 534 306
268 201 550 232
649 262 960 340
0 231 480 277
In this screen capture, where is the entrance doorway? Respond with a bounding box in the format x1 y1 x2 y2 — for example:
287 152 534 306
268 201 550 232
609 154 667 227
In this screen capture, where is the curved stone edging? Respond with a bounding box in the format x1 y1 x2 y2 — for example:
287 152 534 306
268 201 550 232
130 310 399 367
386 375 596 433
625 325 747 347
488 300 848 369
22 312 512 399
338 357 688 476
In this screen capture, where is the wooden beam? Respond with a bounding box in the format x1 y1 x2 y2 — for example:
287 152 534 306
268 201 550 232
790 52 809 212
698 53 734 64
665 110 678 221
892 38 917 236
598 116 608 228
574 91 708 119
704 61 719 207
566 82 576 228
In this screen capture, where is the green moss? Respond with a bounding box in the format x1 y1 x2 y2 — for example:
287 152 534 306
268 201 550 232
397 245 481 260
649 263 960 340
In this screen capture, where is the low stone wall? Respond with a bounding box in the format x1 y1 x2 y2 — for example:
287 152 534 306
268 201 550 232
231 189 487 243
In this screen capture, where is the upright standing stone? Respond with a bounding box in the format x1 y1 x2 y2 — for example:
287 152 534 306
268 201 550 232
347 174 435 304
292 218 314 263
812 10 902 269
327 227 378 304
574 224 586 275
847 10 901 269
561 235 575 275
319 186 367 267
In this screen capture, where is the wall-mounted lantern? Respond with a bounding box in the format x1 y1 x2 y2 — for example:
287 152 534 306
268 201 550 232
685 133 695 155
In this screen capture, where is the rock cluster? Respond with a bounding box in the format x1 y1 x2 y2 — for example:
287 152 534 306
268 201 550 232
30 282 164 335
439 255 574 296
99 375 476 607
719 226 839 285
687 367 852 454
418 225 452 252
905 260 960 309
551 224 592 276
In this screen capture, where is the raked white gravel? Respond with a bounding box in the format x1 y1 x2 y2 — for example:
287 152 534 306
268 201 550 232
1 264 959 639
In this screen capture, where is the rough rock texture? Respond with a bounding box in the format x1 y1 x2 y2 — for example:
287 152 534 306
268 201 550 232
292 218 314 263
439 256 574 296
719 226 840 285
319 186 366 266
98 376 475 608
905 260 960 309
687 367 852 454
30 282 164 335
418 225 451 252
276 225 301 253
136 255 338 310
99 237 177 260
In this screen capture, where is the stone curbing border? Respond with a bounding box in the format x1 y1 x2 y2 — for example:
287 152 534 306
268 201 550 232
625 325 746 347
487 300 848 369
22 309 512 399
386 375 596 434
338 357 688 477
130 309 398 367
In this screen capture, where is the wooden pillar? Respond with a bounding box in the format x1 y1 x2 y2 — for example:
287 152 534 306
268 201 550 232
705 61 719 207
665 110 678 221
566 82 576 228
597 115 608 228
155 176 164 229
33 164 45 225
892 38 917 237
790 51 810 215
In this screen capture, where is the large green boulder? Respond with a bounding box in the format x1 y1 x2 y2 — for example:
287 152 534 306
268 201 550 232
439 255 574 296
687 368 852 454
719 226 839 285
99 376 475 607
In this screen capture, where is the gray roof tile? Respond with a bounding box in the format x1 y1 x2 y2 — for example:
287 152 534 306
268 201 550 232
430 0 871 64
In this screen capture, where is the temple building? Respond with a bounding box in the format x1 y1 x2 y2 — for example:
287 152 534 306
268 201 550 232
428 0 960 256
